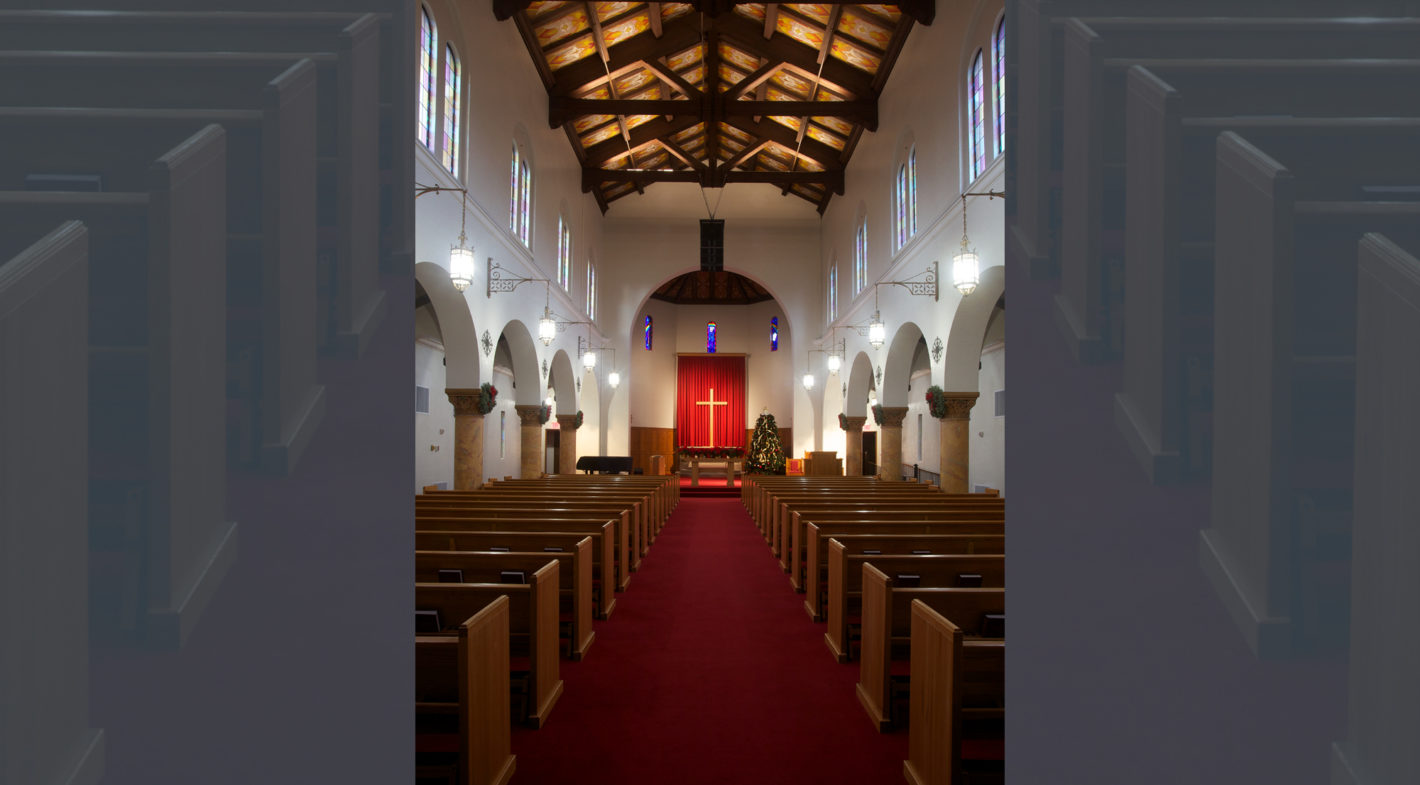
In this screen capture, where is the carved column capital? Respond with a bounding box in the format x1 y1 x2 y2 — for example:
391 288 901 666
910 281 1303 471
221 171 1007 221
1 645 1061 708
446 388 486 418
877 406 909 427
942 392 980 420
555 413 581 431
515 404 545 426
841 415 867 432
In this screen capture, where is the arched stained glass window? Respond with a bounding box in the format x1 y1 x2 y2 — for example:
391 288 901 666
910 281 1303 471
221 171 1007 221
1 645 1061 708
417 7 435 150
510 144 531 246
827 263 838 322
895 147 918 250
969 49 985 180
770 317 779 351
442 45 460 174
994 18 1006 156
707 322 717 354
643 315 653 350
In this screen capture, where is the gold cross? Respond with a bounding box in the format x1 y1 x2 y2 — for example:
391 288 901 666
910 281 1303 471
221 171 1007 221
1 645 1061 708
695 387 728 448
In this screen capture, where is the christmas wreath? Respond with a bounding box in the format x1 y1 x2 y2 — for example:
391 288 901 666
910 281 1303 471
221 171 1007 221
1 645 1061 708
476 382 498 415
871 403 885 426
925 386 951 419
537 404 551 425
838 412 848 431
574 410 584 429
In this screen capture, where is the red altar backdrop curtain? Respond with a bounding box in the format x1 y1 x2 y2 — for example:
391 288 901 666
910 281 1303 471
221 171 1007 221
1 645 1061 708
676 355 747 450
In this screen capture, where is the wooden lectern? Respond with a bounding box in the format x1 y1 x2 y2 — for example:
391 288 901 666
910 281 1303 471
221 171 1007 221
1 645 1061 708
804 451 844 476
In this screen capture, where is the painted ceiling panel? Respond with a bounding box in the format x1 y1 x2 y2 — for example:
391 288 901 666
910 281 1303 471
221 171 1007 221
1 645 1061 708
839 8 895 49
595 2 639 23
547 34 597 71
775 14 824 50
602 12 651 48
734 3 767 22
534 7 590 49
829 37 882 73
805 123 845 150
786 4 833 25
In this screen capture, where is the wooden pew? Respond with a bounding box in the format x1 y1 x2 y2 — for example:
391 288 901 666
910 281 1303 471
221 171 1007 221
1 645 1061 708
1121 107 1420 484
416 562 563 729
902 599 1006 785
479 475 678 533
1 220 105 785
1055 19 1420 363
425 489 656 554
858 565 1006 733
1011 0 1416 275
416 516 621 607
0 126 235 648
1332 233 1420 785
0 49 327 475
415 530 615 619
0 9 388 359
415 545 595 661
802 526 1006 620
417 504 635 588
415 595 516 785
786 505 1005 584
824 544 1005 663
1202 132 1420 657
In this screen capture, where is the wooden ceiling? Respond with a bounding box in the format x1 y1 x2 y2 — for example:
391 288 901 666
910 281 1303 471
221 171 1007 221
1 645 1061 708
649 269 775 303
495 1 929 214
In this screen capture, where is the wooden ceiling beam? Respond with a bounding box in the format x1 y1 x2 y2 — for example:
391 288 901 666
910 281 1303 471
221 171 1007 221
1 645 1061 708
584 114 701 167
723 115 840 169
511 12 556 89
586 2 612 64
583 167 844 192
552 13 702 96
661 138 708 172
713 12 874 98
549 97 874 129
493 0 533 21
649 3 663 37
705 29 722 186
639 58 703 100
763 4 779 38
725 58 779 100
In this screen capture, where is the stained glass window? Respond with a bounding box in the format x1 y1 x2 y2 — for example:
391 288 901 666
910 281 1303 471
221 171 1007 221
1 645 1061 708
441 45 460 174
417 7 435 150
643 315 653 350
854 220 867 294
994 18 1006 156
707 322 717 354
586 260 597 320
556 216 570 290
510 145 531 246
770 317 779 351
894 147 918 250
827 263 837 322
969 50 985 180
909 147 917 236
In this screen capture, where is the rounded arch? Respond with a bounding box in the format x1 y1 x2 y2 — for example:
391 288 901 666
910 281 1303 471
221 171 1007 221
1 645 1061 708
627 265 796 340
882 321 926 407
497 318 541 405
547 349 576 410
414 261 479 388
943 262 1006 391
845 350 875 414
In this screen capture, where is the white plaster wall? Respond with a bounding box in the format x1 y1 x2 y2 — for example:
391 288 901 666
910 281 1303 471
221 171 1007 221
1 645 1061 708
482 367 521 481
971 316 1007 494
903 369 941 477
414 331 454 491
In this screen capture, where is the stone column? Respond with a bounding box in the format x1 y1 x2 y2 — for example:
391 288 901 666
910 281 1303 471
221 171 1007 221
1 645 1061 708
939 393 980 493
876 407 909 481
446 389 485 490
515 405 545 479
842 416 867 476
556 414 580 475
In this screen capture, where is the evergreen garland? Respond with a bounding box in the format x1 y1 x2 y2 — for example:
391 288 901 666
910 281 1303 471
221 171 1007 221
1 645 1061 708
747 412 787 475
476 382 498 415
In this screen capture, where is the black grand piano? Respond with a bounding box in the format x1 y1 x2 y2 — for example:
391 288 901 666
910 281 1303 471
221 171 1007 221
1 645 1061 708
575 456 634 475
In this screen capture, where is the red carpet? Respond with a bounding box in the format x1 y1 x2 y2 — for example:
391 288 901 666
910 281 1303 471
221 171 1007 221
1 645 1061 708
510 497 906 784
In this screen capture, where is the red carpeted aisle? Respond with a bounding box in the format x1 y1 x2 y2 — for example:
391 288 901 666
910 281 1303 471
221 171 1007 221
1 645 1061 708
510 497 906 784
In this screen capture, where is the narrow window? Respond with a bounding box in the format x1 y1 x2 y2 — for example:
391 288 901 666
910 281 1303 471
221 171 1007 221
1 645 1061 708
969 50 985 180
417 7 435 150
827 263 837 322
586 260 597 320
854 221 867 294
643 315 653 350
994 18 1006 156
442 45 460 174
707 322 717 354
770 317 779 351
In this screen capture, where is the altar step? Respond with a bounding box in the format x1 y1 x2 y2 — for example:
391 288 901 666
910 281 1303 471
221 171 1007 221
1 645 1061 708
681 485 742 498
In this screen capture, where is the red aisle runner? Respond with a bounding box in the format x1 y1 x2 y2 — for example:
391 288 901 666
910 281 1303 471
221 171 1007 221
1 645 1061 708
511 498 906 784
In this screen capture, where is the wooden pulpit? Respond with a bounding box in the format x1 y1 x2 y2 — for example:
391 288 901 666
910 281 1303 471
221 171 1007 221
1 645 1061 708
805 451 843 476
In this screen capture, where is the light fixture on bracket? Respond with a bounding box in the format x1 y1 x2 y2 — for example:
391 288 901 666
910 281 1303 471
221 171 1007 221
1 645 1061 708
416 183 475 291
577 335 597 371
855 260 941 349
956 190 1005 296
821 331 847 373
486 259 559 345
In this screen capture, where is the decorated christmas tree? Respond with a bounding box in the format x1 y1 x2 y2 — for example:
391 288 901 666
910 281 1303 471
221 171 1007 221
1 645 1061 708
747 411 787 475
